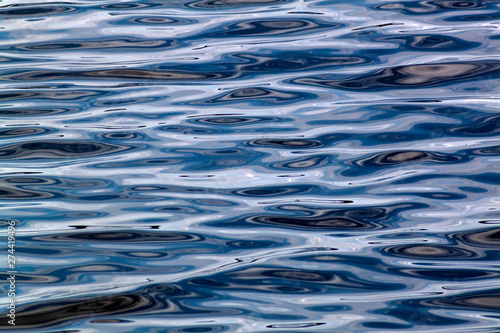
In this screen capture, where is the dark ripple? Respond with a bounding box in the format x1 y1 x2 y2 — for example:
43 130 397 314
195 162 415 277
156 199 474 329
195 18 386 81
2 50 373 82
210 203 425 230
14 38 180 51
292 61 500 91
190 115 289 126
471 145 500 156
0 187 56 200
383 244 479 259
3 69 230 82
271 154 330 170
0 5 78 17
0 127 51 138
393 268 499 280
430 290 500 312
0 107 81 116
385 289 500 327
0 90 104 101
342 150 466 176
0 141 139 160
374 34 480 51
3 294 156 329
201 266 406 293
267 323 326 328
187 87 316 105
451 114 500 136
448 12 500 21
373 0 494 15
113 16 195 25
30 231 202 243
99 2 162 10
203 19 342 37
455 228 500 248
246 138 323 148
92 158 183 168
98 132 146 140
187 0 292 8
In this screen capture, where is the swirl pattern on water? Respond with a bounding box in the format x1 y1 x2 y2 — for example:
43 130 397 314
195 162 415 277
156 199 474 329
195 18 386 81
0 0 499 331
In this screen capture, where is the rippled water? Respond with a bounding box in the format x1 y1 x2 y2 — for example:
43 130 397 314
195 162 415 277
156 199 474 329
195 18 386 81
1 0 500 332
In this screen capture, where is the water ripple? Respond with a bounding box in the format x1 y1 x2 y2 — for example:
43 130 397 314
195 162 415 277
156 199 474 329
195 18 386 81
1 0 499 331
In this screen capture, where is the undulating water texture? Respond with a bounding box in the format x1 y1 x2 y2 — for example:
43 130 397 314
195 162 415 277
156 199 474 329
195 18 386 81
1 0 500 332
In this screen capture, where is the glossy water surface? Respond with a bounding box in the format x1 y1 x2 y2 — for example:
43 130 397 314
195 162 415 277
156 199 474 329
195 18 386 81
0 0 500 332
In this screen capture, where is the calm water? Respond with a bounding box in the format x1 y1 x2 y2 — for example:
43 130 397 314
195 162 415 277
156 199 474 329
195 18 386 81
1 0 500 332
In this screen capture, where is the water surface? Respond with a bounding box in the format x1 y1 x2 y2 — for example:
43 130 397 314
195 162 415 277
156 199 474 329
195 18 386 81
0 0 500 332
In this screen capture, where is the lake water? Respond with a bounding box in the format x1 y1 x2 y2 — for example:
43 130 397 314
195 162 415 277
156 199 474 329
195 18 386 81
1 0 500 332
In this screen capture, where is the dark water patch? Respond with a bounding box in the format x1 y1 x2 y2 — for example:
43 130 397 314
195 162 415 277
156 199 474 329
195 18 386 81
390 172 500 188
372 104 478 116
154 205 212 214
0 293 157 329
413 115 500 138
291 61 500 91
29 231 202 243
0 141 139 160
187 87 315 105
385 191 467 200
342 150 466 177
364 132 427 144
246 138 323 148
271 154 330 170
90 319 133 324
458 186 488 193
392 268 499 280
373 0 494 15
267 322 326 328
454 228 500 248
196 266 406 294
453 114 500 136
0 127 51 139
0 272 59 284
14 38 180 51
363 322 412 329
373 304 468 327
98 2 163 10
0 107 81 116
373 34 480 51
158 124 227 135
446 11 500 21
0 187 56 200
382 289 500 327
209 203 424 230
0 5 79 17
98 132 147 140
2 69 232 82
0 89 104 101
0 176 111 188
92 158 184 168
305 304 352 312
117 251 170 259
2 51 372 83
233 184 318 197
230 52 370 73
187 0 293 8
190 115 289 126
383 244 479 259
202 18 342 37
429 290 500 312
112 16 195 26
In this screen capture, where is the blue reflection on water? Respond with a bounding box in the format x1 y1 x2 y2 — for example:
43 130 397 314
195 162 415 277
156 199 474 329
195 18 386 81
0 0 499 331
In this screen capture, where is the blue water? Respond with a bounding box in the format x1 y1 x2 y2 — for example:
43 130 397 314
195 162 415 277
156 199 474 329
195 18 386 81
1 0 500 332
